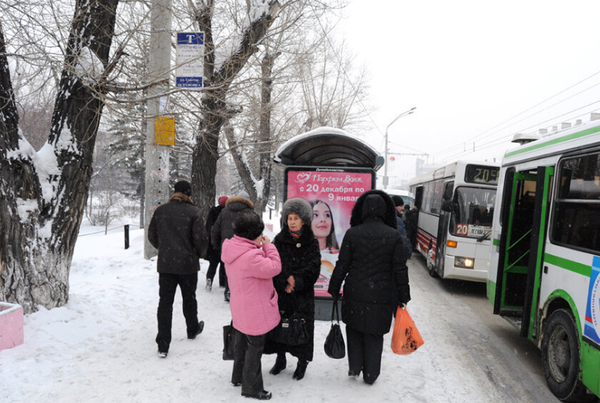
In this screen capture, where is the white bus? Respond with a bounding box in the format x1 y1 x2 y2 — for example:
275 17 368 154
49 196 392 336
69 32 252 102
409 160 499 282
488 118 600 401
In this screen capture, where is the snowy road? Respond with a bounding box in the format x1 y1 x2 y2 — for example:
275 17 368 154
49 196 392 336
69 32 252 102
407 255 572 403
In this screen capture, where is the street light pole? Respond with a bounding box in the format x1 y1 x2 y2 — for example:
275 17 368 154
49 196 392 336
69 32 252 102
383 107 416 189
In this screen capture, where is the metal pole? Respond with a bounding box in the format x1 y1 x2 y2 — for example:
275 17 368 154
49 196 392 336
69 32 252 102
383 107 416 189
144 0 172 259
124 225 130 250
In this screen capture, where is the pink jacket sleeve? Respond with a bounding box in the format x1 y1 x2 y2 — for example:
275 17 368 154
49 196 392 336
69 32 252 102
247 243 282 279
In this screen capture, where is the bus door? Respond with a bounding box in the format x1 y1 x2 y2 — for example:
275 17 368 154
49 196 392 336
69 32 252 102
435 181 454 277
494 167 553 338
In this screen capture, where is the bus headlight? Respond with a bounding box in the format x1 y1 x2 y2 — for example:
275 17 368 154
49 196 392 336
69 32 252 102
455 257 474 269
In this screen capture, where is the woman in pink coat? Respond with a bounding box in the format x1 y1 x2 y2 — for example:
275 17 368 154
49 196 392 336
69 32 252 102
221 212 282 401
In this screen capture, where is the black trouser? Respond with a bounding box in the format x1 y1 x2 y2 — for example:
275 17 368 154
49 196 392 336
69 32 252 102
206 259 225 287
346 326 384 384
156 273 199 351
232 331 267 396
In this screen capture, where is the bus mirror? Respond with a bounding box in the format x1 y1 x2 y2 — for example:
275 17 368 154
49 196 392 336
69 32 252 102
441 200 453 212
443 185 453 201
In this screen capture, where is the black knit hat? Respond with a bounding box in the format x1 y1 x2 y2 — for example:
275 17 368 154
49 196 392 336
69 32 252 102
174 180 192 196
233 212 264 240
391 195 404 207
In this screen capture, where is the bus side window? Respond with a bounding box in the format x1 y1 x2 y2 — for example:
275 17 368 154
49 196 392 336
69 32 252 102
552 153 600 252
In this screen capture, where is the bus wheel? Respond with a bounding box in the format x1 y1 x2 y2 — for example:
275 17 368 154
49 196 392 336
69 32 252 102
541 309 588 401
428 264 437 278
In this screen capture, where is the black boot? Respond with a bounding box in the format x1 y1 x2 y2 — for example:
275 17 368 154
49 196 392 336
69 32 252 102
292 359 308 380
269 353 286 375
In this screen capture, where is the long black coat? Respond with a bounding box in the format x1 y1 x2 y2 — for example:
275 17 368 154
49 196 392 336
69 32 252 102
205 204 224 261
328 190 410 335
148 193 208 274
211 196 254 251
264 226 320 361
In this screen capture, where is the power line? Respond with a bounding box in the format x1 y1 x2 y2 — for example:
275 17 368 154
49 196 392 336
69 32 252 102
438 100 600 163
432 68 600 162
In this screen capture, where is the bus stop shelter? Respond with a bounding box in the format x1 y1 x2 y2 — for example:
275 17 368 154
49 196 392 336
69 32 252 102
274 127 383 320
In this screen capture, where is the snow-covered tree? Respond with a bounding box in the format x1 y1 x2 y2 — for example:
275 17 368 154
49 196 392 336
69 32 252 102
0 1 121 313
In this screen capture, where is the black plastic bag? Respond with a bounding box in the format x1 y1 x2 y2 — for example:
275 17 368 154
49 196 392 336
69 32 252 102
324 300 345 359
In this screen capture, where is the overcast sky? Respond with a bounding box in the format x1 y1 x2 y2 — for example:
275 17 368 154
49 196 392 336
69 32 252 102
339 0 600 183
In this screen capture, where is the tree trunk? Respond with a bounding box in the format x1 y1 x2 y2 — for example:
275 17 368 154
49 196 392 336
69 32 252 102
0 0 119 313
254 52 279 214
224 125 256 201
191 1 280 218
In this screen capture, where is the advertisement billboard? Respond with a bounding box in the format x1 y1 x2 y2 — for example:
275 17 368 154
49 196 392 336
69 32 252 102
284 167 375 297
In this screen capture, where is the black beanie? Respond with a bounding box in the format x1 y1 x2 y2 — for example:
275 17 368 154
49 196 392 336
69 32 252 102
174 180 192 196
391 195 404 207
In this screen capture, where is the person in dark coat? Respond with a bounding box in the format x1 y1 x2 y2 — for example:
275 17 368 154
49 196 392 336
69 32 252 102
148 180 208 358
328 190 410 385
404 205 419 250
211 193 254 301
205 195 228 291
264 198 320 381
390 195 412 259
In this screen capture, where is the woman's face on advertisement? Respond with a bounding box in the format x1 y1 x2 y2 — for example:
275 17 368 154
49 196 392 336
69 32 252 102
312 202 332 239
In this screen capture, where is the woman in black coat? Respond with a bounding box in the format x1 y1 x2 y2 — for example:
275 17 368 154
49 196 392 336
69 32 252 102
264 198 320 381
328 190 410 385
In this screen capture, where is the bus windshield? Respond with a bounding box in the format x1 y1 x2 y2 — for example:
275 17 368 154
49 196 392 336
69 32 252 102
450 187 496 238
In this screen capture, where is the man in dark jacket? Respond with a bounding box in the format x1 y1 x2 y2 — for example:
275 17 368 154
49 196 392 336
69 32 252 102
148 180 208 358
404 205 419 250
391 195 412 259
211 193 254 301
205 195 228 291
328 190 410 385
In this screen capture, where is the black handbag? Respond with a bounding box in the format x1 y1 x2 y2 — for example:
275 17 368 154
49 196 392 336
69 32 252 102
324 299 345 359
223 322 235 361
268 294 309 346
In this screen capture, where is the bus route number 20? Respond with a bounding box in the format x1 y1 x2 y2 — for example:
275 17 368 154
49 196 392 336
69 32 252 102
456 224 469 236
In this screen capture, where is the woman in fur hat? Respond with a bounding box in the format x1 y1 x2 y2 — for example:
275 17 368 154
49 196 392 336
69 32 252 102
264 198 321 381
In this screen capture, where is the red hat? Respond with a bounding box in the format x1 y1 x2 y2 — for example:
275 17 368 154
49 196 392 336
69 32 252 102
218 196 228 206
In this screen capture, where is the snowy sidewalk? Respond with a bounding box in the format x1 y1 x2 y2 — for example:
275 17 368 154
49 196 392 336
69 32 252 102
0 228 497 402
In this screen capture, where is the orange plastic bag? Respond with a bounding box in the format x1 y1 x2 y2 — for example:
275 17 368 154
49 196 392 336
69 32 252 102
391 306 424 355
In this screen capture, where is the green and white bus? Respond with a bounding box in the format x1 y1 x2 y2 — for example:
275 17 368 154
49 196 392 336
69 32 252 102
488 118 600 401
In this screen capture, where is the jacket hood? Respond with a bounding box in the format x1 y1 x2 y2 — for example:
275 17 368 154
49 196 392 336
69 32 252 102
225 195 254 210
361 194 387 221
350 189 397 229
221 235 260 265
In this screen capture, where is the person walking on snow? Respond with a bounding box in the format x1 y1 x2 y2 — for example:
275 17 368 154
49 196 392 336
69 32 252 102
205 195 228 291
211 192 254 302
148 180 208 358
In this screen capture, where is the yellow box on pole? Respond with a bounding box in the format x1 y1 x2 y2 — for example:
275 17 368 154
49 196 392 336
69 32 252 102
154 116 175 146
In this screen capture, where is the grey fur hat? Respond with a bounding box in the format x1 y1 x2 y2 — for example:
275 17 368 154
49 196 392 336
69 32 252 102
282 197 312 226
